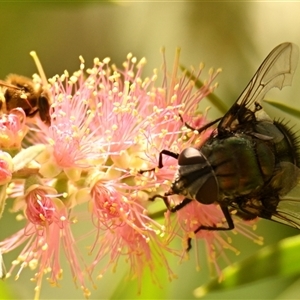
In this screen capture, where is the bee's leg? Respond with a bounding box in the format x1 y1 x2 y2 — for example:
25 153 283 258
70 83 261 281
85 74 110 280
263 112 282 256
179 114 222 134
186 206 234 251
139 149 179 173
38 95 51 125
26 108 39 117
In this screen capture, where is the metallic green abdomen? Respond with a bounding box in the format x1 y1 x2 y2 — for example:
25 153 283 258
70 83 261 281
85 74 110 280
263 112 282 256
201 134 276 199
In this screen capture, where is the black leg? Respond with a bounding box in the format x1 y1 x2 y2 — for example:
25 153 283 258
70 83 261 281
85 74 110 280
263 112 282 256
157 150 179 168
38 95 51 125
179 114 222 133
149 195 192 212
27 108 39 117
186 206 234 251
194 206 234 232
139 149 179 173
167 198 192 212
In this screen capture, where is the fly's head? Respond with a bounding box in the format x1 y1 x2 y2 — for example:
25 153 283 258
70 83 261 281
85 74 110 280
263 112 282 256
169 147 219 205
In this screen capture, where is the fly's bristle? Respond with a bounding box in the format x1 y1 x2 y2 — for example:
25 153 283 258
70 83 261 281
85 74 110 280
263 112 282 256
274 119 300 168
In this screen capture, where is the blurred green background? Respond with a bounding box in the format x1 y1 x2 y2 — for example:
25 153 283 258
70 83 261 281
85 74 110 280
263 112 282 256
0 1 300 299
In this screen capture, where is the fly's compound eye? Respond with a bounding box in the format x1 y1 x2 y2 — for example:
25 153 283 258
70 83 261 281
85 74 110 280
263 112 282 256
178 147 206 165
178 147 219 204
196 175 218 204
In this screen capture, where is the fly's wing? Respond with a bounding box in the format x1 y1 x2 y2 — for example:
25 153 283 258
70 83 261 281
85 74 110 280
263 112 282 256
270 184 300 229
233 183 300 229
271 199 300 229
219 43 299 132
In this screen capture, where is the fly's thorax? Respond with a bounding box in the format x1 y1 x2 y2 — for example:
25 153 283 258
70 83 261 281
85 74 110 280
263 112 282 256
171 147 219 204
254 121 284 143
201 134 276 199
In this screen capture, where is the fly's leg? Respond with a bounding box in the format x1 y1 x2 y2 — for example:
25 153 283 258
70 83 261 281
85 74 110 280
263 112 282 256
157 150 179 168
179 114 222 133
168 198 193 212
140 149 180 212
139 149 179 173
150 195 195 251
149 196 192 212
150 196 234 252
187 206 235 251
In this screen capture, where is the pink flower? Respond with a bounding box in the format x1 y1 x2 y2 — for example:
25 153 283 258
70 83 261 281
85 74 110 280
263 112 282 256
89 54 155 154
0 108 28 150
166 200 262 277
0 151 13 185
0 185 91 300
138 51 262 279
0 49 264 300
89 178 177 292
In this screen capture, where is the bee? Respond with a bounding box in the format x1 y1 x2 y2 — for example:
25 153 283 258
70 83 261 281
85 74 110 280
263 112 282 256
146 42 300 250
0 74 51 125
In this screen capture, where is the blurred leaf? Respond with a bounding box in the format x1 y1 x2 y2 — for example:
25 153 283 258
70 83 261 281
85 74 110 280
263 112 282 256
264 99 300 119
13 144 45 172
194 234 300 298
180 65 228 114
275 276 300 300
0 280 16 299
110 266 169 299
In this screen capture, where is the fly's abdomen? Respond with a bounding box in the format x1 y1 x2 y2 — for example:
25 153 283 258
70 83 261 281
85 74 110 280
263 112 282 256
202 135 275 198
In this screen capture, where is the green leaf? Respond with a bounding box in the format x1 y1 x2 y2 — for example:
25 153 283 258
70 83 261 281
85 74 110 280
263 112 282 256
180 65 228 114
264 99 300 119
275 277 300 300
194 234 300 298
109 248 176 299
0 280 16 299
12 144 45 172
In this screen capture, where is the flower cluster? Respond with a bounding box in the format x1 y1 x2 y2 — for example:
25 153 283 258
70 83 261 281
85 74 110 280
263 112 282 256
0 50 261 299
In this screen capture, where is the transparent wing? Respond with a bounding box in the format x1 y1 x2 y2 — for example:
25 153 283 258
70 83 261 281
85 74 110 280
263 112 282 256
219 42 299 131
271 200 300 229
236 184 300 229
269 184 300 229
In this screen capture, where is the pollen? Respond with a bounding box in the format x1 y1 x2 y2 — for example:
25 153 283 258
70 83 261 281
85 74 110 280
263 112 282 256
170 95 177 103
69 75 79 84
131 57 137 64
137 57 147 67
93 57 100 65
29 259 38 270
82 287 91 298
0 49 228 299
39 214 46 221
126 53 133 60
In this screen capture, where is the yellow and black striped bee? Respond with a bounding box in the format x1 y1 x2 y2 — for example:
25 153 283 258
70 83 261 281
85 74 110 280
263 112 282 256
0 74 51 125
147 42 300 249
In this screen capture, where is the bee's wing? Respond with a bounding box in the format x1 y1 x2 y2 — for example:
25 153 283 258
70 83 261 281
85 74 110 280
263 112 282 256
219 43 299 131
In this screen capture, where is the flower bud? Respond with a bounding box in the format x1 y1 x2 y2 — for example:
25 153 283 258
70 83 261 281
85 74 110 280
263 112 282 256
0 151 13 185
